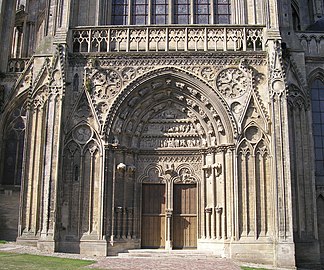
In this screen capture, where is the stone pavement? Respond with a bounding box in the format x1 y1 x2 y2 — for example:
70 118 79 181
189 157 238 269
0 243 242 270
88 256 241 270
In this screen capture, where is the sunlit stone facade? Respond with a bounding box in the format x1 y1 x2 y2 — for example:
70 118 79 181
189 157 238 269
1 0 324 269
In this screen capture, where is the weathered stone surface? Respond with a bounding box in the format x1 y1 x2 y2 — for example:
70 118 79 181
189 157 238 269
0 1 324 269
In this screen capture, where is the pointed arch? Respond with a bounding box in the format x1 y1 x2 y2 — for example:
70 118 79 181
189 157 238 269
138 164 165 183
308 67 324 86
104 67 237 146
237 134 272 239
0 100 27 186
59 121 103 239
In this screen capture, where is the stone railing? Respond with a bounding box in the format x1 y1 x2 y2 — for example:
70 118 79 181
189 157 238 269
297 32 324 56
71 25 266 53
7 58 30 73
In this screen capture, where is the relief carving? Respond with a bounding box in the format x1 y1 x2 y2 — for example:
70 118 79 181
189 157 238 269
245 126 262 144
174 168 196 184
216 68 248 98
92 69 121 99
72 125 92 144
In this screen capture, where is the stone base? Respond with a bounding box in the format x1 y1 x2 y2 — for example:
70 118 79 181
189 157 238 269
37 240 56 252
57 241 81 254
197 237 294 268
228 239 296 269
107 238 141 256
16 235 38 247
274 241 296 269
80 240 108 256
294 240 321 269
230 241 275 266
165 240 172 250
57 240 108 256
197 239 225 256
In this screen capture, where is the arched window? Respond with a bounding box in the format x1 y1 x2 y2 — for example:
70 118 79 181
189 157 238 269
73 73 79 92
215 0 231 24
291 3 301 31
311 79 324 182
1 105 27 186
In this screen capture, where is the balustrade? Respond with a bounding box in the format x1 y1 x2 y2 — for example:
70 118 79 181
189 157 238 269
71 25 265 53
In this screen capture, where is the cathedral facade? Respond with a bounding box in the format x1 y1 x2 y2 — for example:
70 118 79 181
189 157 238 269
0 0 324 269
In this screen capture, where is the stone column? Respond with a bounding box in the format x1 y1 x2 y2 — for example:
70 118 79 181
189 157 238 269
37 49 65 252
205 207 212 239
18 102 45 241
215 206 222 240
268 39 296 268
165 209 173 250
0 0 17 72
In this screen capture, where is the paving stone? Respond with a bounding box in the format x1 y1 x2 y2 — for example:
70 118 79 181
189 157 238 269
0 243 241 270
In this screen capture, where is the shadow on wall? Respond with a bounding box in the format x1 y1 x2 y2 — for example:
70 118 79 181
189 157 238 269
0 188 20 241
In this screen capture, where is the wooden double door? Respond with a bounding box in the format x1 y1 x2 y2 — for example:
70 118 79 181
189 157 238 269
141 183 197 249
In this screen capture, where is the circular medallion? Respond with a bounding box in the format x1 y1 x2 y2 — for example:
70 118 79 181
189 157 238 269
216 68 248 98
245 126 262 143
73 125 92 144
231 102 243 114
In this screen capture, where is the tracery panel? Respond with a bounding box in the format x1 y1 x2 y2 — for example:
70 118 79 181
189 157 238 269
1 106 26 186
60 125 102 239
311 79 324 184
237 137 272 239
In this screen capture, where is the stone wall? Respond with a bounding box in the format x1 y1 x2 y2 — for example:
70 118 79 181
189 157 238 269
0 188 20 241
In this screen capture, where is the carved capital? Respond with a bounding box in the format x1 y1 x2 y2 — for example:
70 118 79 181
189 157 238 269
202 164 212 177
205 207 212 214
215 206 223 214
166 209 173 218
115 206 124 213
213 163 222 177
116 163 127 172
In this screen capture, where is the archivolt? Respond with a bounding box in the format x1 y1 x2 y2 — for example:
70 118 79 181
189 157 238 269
103 67 237 145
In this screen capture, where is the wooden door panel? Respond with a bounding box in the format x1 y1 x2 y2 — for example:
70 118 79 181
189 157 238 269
141 184 165 248
173 184 197 249
142 216 165 248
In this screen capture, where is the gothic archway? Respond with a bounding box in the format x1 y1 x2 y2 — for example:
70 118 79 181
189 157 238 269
0 98 27 241
103 68 236 251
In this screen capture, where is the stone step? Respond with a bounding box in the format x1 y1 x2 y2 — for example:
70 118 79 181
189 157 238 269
118 249 217 258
